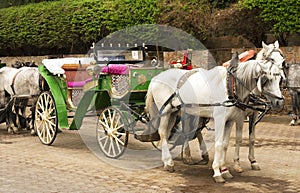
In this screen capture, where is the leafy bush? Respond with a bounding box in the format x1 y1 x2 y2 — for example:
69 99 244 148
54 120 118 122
0 0 159 55
209 0 237 9
240 0 300 33
0 0 60 8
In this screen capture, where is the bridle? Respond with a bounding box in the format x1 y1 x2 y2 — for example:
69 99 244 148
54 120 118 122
226 60 284 113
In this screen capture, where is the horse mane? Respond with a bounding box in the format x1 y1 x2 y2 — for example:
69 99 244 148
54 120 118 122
236 60 259 92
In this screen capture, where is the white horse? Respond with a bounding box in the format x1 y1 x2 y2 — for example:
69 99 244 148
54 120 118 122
233 40 286 172
0 66 41 134
145 53 284 182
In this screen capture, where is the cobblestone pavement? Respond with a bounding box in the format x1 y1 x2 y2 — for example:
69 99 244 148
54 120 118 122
0 115 299 193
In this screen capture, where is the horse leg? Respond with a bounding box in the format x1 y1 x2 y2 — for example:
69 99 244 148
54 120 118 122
14 98 25 132
181 116 210 165
9 99 19 134
159 110 174 172
289 92 298 126
296 93 300 125
220 121 234 179
196 118 209 165
212 111 226 183
182 139 194 164
7 107 19 134
248 112 260 170
233 116 244 173
0 90 5 108
182 115 198 164
20 98 30 130
30 98 37 135
182 116 210 165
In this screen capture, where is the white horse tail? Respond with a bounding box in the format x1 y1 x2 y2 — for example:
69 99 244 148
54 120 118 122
145 83 158 115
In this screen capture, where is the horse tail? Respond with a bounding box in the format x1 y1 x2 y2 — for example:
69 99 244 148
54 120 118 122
145 83 158 115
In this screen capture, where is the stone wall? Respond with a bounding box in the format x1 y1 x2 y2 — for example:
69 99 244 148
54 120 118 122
163 50 217 69
1 46 300 115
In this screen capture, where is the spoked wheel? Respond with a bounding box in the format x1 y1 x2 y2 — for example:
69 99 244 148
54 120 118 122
34 91 58 145
96 106 129 158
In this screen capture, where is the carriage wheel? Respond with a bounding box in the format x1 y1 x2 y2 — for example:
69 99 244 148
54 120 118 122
96 106 129 158
34 91 58 145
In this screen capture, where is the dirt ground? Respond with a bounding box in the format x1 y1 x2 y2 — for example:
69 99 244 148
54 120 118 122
0 114 299 193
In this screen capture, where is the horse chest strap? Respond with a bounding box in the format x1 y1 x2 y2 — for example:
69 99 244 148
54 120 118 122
11 70 23 95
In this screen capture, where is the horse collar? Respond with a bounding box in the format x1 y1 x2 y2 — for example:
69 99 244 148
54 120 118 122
226 67 238 100
226 67 249 110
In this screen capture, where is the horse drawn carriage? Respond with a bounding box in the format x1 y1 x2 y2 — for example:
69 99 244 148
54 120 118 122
0 36 286 182
33 44 201 158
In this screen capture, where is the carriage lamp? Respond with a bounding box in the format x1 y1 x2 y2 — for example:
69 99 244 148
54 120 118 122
86 65 95 76
86 64 103 76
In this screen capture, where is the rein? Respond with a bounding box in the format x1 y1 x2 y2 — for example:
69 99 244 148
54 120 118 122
226 66 273 112
159 68 259 115
159 65 272 116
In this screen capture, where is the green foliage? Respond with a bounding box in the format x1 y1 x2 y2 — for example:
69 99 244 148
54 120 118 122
157 0 210 41
0 0 59 8
240 0 300 33
209 0 237 9
0 0 159 55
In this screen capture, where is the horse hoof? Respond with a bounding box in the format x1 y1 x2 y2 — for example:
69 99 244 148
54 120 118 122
214 175 225 183
233 165 244 173
183 157 195 165
251 163 261 170
164 165 175 172
221 171 233 179
8 129 14 135
197 159 209 165
30 129 36 136
289 120 295 126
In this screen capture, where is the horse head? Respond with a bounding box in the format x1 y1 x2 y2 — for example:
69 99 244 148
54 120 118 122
256 59 285 110
258 40 285 68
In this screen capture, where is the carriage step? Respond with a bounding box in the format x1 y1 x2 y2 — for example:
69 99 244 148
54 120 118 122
134 131 160 142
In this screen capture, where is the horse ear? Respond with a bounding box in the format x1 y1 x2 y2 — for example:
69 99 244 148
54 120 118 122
274 40 279 49
229 52 239 68
262 41 267 49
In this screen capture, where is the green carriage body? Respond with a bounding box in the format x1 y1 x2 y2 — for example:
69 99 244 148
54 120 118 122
69 66 164 130
38 65 69 129
38 61 165 131
36 47 167 149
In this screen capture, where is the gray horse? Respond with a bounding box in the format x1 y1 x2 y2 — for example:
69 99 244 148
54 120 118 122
284 63 300 125
0 66 41 134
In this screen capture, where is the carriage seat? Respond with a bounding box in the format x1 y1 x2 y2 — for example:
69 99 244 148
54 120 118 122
67 78 92 88
101 64 129 75
42 57 95 75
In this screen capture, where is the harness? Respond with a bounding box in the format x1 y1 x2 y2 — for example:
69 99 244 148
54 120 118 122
225 66 273 122
10 70 23 95
159 66 273 121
